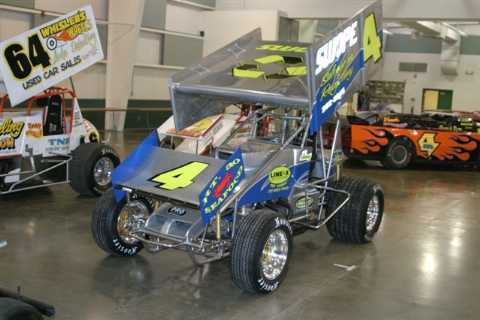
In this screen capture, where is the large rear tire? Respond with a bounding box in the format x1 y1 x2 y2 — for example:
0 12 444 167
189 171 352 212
91 190 146 257
231 210 293 294
326 176 384 243
0 298 42 320
382 139 413 169
69 143 120 196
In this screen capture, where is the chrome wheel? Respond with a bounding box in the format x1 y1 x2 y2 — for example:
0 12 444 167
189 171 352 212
366 194 380 232
117 201 150 245
93 156 115 187
261 229 289 280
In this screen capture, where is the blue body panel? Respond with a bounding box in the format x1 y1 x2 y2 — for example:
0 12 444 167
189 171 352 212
309 49 365 135
238 161 311 206
111 130 159 202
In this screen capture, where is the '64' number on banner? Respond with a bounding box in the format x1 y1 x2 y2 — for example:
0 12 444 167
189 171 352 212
4 34 51 80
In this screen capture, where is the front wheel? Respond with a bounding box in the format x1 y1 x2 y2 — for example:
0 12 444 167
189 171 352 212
231 210 293 294
69 143 120 196
326 176 384 243
91 191 150 256
382 139 413 169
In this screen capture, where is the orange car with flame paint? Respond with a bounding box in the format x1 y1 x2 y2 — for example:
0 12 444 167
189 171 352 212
344 113 480 169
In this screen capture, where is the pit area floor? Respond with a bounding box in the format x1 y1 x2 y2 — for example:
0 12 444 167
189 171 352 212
1 131 479 320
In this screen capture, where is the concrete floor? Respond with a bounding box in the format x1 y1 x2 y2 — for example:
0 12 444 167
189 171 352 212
1 131 479 320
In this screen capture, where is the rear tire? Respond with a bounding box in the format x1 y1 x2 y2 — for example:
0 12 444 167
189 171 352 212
326 176 384 243
0 298 42 320
231 210 293 294
382 139 412 169
69 143 120 196
91 190 144 257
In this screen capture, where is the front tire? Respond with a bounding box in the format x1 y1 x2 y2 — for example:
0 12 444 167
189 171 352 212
326 176 384 243
91 191 145 257
69 143 120 196
231 210 293 294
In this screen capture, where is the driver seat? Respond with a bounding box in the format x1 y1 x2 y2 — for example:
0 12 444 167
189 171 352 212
43 95 64 135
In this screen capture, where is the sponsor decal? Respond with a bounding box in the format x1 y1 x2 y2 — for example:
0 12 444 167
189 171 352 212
315 21 359 76
199 148 245 223
268 166 291 185
45 136 70 154
418 133 439 157
261 165 292 194
168 207 187 216
40 10 89 43
309 8 382 134
214 172 233 198
0 5 103 106
26 122 42 138
295 196 314 210
0 118 25 150
299 149 312 162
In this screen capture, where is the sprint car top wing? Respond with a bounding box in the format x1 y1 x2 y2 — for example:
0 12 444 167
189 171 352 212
169 0 383 132
170 29 311 130
0 5 103 106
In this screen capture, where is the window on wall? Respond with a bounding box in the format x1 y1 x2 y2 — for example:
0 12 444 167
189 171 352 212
399 62 428 73
422 89 453 111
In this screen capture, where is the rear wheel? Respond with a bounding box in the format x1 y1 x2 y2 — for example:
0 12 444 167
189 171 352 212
91 190 150 256
69 143 120 196
382 139 413 169
326 176 384 243
231 210 293 294
0 298 42 320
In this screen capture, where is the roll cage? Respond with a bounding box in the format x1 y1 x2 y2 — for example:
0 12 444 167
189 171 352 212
0 87 77 136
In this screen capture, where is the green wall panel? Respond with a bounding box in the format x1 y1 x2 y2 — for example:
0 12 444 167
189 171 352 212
385 34 442 54
0 0 34 8
316 20 341 35
125 99 171 129
79 99 171 130
386 34 480 56
460 36 480 55
188 0 216 7
97 24 108 56
77 99 106 131
142 0 167 29
164 35 203 67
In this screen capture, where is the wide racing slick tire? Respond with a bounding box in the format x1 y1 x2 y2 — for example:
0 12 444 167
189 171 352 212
231 210 293 294
326 176 384 243
0 298 42 320
381 139 413 169
69 143 120 196
91 190 145 257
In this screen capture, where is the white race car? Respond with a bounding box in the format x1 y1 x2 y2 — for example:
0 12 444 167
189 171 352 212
0 86 119 196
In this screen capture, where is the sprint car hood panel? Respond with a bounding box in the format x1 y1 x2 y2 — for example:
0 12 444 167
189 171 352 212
118 148 224 206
